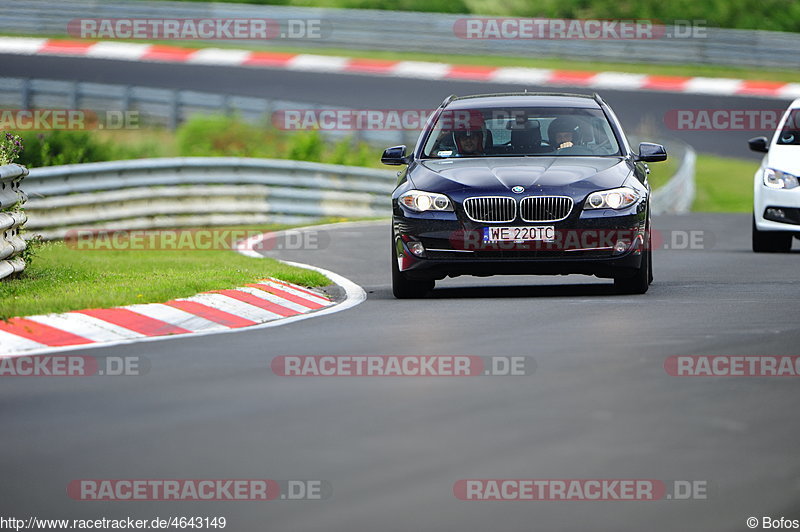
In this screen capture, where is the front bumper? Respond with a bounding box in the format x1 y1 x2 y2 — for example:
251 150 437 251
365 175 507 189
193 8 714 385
393 205 648 280
755 185 800 232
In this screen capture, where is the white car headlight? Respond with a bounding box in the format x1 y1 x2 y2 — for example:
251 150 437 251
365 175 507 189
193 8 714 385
399 190 453 212
763 168 799 190
584 187 640 210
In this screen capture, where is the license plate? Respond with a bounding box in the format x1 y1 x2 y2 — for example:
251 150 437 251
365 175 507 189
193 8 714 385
483 226 555 242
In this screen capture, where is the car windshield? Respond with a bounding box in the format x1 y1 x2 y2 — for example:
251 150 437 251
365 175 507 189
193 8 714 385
422 106 621 158
776 109 800 145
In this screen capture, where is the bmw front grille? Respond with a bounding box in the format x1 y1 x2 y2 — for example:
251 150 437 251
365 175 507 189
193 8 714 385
463 196 517 223
463 195 572 223
520 196 573 222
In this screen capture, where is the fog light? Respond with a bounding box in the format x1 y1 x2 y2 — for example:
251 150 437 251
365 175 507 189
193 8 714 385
614 240 629 254
765 207 787 221
408 241 426 257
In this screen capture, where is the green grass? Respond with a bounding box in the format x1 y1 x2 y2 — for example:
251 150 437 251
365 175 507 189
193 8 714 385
0 225 331 319
6 32 799 83
646 156 679 190
692 154 758 212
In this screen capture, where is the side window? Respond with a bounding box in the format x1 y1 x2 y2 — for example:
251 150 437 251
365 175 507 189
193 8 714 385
777 109 800 145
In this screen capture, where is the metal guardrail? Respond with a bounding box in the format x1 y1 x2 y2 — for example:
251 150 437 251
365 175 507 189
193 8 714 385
1 0 799 68
0 77 417 145
0 163 29 280
23 151 693 240
24 157 397 239
650 146 696 215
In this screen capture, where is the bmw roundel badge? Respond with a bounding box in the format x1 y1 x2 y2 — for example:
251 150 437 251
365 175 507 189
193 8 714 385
512 186 525 194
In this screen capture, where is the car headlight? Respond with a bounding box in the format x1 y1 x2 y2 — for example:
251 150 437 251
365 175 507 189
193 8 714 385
763 168 799 190
399 190 453 212
584 187 640 210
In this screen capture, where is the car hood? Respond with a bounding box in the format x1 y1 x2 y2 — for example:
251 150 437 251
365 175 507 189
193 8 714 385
413 157 633 197
766 146 800 175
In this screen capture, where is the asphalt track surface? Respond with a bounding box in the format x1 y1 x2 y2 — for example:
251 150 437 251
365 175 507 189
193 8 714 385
2 214 800 531
0 53 793 159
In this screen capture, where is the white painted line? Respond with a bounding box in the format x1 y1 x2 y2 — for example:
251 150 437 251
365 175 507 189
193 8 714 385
392 61 451 79
86 42 151 60
25 313 142 342
288 54 350 72
123 303 227 332
253 280 331 306
185 293 285 322
589 72 648 90
281 260 366 315
0 37 47 54
777 83 800 100
490 67 554 85
188 48 252 65
0 329 47 354
235 286 313 313
683 77 744 95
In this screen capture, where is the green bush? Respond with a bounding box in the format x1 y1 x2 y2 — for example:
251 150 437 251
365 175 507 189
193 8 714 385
14 130 162 167
3 115 383 168
175 114 383 167
176 114 264 157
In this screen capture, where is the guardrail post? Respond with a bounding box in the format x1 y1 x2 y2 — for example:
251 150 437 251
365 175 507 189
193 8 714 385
20 79 31 110
69 81 79 110
122 85 132 113
169 90 180 129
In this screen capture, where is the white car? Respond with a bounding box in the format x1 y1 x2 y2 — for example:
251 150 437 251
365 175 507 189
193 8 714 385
750 98 800 252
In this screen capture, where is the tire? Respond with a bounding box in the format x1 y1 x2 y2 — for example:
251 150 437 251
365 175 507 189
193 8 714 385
752 215 792 252
392 243 434 299
614 237 651 295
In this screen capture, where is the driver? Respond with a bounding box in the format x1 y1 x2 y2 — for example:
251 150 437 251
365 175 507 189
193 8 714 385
453 111 486 156
548 117 582 151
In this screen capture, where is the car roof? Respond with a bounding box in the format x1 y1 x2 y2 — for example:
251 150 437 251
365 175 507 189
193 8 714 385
445 93 602 110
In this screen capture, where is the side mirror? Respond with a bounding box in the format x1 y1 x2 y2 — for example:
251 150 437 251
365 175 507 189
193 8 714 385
748 136 769 153
636 142 668 162
381 145 408 165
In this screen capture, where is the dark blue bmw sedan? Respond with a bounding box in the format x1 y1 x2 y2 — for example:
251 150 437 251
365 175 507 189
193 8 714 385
382 92 668 298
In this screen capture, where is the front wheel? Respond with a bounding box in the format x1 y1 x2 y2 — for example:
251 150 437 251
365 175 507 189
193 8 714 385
614 241 651 295
752 215 792 252
392 244 434 299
